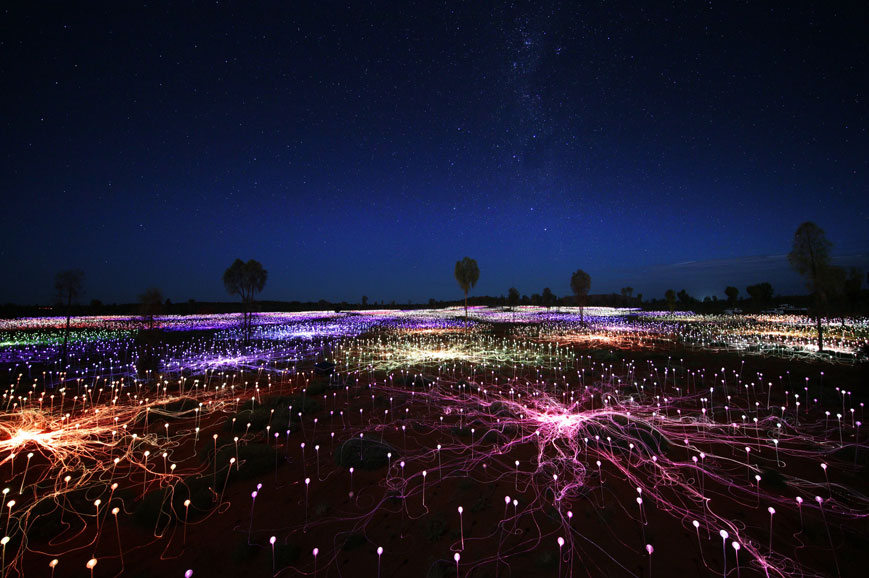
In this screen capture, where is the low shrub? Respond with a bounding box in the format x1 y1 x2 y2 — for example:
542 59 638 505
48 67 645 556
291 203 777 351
214 443 280 480
426 513 448 542
334 437 398 470
342 533 367 551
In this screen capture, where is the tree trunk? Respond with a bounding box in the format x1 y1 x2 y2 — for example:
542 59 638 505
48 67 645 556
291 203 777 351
241 291 249 345
62 311 71 367
247 298 253 344
244 296 250 345
816 313 824 352
464 290 468 319
62 291 72 367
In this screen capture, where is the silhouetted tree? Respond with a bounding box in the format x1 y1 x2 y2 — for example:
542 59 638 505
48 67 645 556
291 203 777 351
724 286 739 305
746 282 774 309
665 289 676 312
361 295 368 307
844 268 862 316
55 269 84 367
454 257 479 318
788 222 834 351
569 269 591 323
223 258 268 343
542 287 555 309
676 289 695 308
620 286 633 306
507 287 520 311
139 288 164 330
823 266 847 324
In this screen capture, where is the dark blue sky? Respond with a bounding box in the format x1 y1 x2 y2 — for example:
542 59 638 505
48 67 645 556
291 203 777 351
2 1 866 305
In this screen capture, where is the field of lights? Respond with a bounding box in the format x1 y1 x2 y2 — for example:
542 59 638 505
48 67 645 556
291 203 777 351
0 307 867 578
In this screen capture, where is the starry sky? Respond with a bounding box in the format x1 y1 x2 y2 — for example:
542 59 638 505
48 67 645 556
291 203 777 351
2 1 867 305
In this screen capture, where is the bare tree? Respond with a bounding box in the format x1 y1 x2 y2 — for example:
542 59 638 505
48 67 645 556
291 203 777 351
569 269 591 323
223 259 268 343
55 269 84 367
454 257 479 319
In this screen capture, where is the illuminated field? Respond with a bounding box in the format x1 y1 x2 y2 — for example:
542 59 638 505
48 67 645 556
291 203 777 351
0 308 866 577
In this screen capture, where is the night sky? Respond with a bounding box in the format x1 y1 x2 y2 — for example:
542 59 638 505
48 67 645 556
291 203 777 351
2 1 867 306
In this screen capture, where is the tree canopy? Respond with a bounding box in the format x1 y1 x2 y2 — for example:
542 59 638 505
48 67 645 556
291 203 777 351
787 222 835 351
55 269 84 366
55 269 84 307
677 289 695 306
542 287 555 309
223 259 268 299
223 259 268 342
788 222 831 285
745 282 774 307
569 269 591 322
139 287 164 330
454 257 479 318
665 289 676 312
507 287 520 310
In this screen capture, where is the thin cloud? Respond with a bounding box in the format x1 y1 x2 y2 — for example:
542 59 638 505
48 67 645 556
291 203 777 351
615 253 869 299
